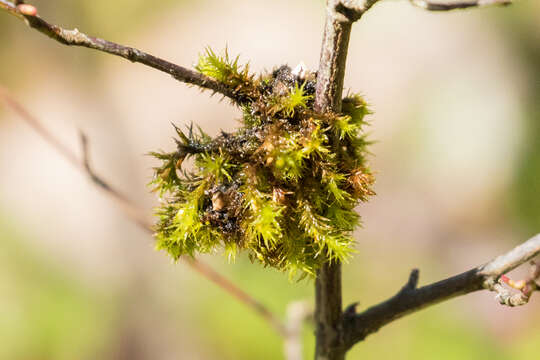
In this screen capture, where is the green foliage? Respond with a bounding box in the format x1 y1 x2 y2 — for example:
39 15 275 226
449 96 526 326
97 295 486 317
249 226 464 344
195 47 256 102
269 82 312 117
151 49 375 278
195 47 250 87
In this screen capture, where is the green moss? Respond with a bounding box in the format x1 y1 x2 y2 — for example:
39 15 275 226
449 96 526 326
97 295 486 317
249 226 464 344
151 49 375 278
195 47 250 89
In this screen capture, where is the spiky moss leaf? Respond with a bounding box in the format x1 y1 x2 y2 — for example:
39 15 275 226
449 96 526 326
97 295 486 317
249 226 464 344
279 83 312 117
321 233 354 263
195 47 249 86
194 47 257 104
296 199 354 262
148 151 182 196
266 131 306 181
342 93 371 124
301 123 330 159
196 152 235 182
273 150 305 181
333 115 361 140
151 51 375 278
322 171 351 204
350 169 376 202
223 241 238 263
325 203 360 233
155 182 221 259
242 187 284 248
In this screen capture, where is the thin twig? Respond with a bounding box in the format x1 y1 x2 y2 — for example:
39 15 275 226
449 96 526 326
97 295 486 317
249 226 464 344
410 0 512 11
78 131 153 230
0 86 287 337
0 0 243 102
0 85 152 230
343 233 540 349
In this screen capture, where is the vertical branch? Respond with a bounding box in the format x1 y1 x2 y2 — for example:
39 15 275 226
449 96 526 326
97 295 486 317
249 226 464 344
313 1 351 358
315 262 345 360
313 1 379 359
314 0 379 114
314 9 352 113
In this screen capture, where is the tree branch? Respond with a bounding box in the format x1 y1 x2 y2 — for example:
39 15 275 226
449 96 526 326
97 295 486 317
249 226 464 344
314 0 380 114
0 0 243 102
343 233 540 349
313 1 382 359
0 86 287 337
314 0 516 357
410 0 512 11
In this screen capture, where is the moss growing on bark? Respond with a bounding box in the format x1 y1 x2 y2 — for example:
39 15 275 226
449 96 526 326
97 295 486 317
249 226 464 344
151 49 374 278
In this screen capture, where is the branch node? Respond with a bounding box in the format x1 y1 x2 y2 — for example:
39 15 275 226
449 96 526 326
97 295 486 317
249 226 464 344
335 3 363 22
408 268 420 289
333 1 380 23
484 260 540 307
78 130 103 186
79 130 90 171
344 302 360 317
399 268 420 294
492 282 530 307
17 3 36 16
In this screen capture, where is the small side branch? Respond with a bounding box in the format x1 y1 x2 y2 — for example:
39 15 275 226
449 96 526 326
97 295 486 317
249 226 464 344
343 234 540 349
0 86 287 337
0 0 242 102
79 132 152 230
410 0 512 11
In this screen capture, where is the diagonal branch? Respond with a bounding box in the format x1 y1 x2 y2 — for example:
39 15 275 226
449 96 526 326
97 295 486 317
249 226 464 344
410 0 512 11
343 233 540 349
0 0 243 102
0 86 287 337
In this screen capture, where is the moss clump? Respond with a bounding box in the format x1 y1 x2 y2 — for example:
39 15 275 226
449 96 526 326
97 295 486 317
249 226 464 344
151 49 374 278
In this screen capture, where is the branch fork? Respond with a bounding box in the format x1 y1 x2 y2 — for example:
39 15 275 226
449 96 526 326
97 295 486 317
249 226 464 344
486 261 540 306
342 234 540 349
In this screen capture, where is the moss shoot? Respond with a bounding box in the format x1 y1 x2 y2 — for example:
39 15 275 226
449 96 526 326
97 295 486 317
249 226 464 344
150 49 375 278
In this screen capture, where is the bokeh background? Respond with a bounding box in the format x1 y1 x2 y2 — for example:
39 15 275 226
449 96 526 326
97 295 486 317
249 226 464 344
1 0 539 359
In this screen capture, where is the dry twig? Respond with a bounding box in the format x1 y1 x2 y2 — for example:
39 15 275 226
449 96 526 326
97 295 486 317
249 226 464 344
0 0 244 102
410 0 512 11
343 234 540 349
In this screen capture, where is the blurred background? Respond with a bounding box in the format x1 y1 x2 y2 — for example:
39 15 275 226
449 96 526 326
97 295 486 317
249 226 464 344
1 0 539 359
